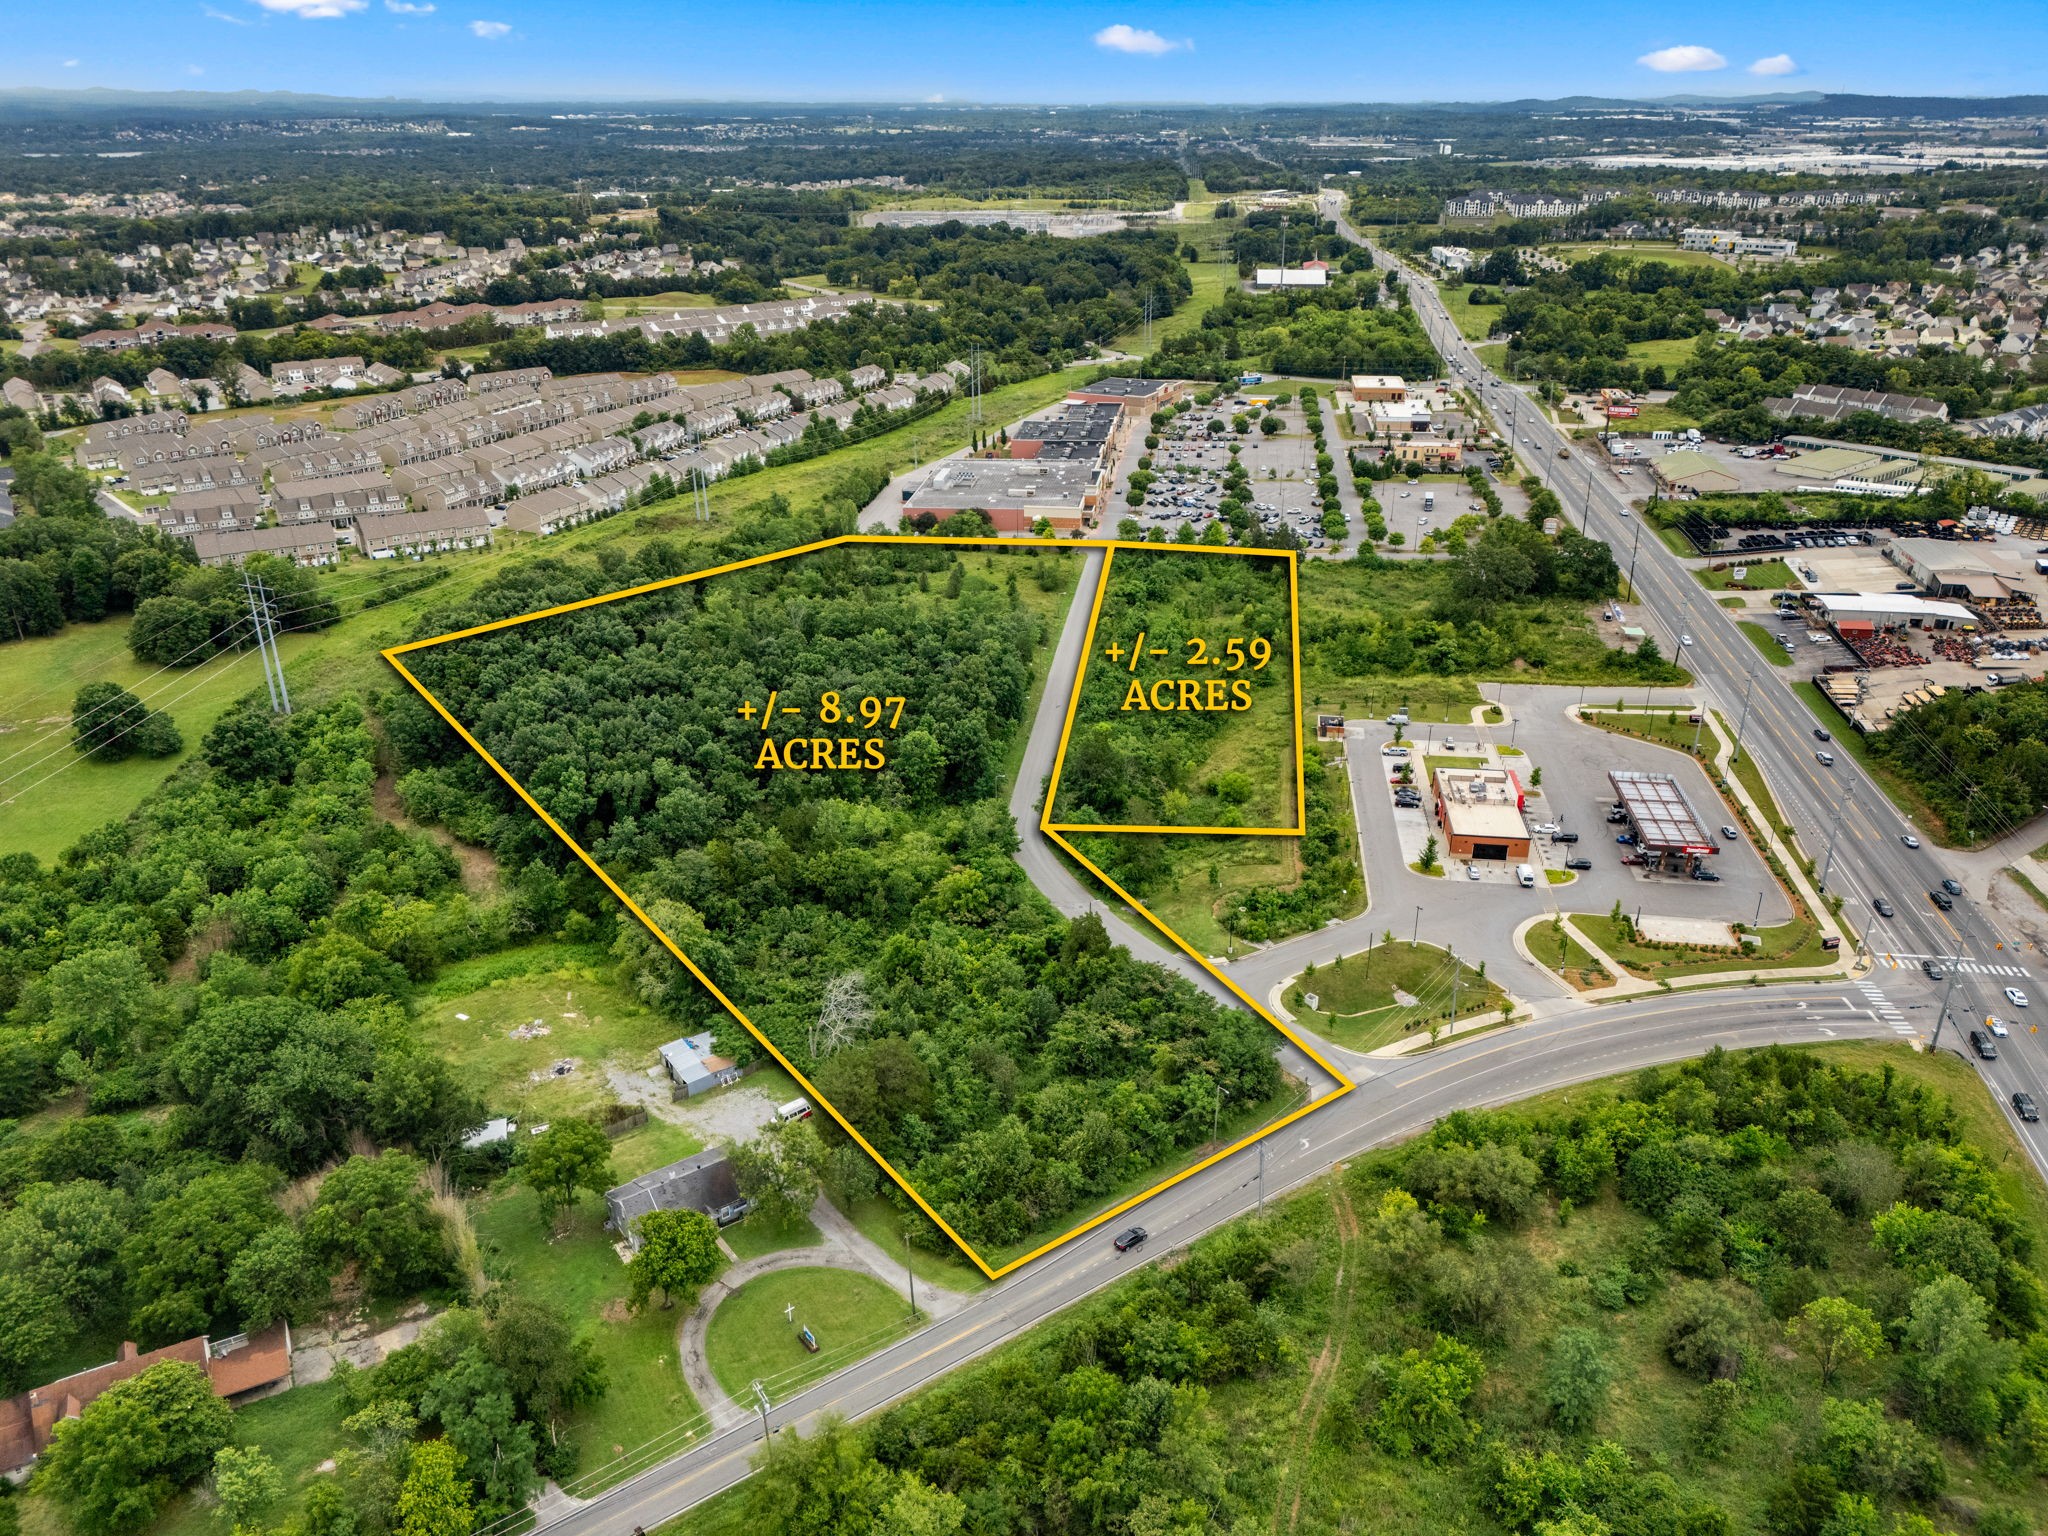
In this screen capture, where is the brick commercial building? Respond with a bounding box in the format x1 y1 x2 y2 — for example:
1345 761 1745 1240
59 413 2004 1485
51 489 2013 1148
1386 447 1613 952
1433 766 1530 863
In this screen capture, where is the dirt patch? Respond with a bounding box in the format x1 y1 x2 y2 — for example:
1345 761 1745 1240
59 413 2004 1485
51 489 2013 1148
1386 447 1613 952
167 914 234 983
372 769 499 894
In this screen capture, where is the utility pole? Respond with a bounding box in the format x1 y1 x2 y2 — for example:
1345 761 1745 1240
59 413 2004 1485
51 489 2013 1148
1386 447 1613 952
1449 949 1461 1024
1624 517 1643 601
1256 1137 1266 1216
905 1250 916 1321
1412 905 1422 946
1818 782 1853 893
1930 959 1964 1052
243 570 291 715
750 1380 771 1442
1730 670 1759 767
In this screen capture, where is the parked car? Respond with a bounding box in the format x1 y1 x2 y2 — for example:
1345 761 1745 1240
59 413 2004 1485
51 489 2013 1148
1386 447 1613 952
1467 864 1482 881
1873 897 1896 918
1691 868 1721 882
2016 1092 2040 1123
714 1199 754 1227
1616 832 1635 844
1113 1226 1148 1253
1565 857 1593 870
1532 821 1559 835
1901 835 1922 849
2007 987 2031 1008
1971 1030 1999 1062
1551 831 1580 845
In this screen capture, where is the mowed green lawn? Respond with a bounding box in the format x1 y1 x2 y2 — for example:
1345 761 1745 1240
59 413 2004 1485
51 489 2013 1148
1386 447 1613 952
704 1267 917 1403
1546 242 1727 269
1626 336 1713 369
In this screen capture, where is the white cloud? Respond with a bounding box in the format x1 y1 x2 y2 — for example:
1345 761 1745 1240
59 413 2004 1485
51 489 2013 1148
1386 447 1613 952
1637 44 1728 72
62 58 78 67
1749 52 1798 76
247 0 368 16
468 17 510 36
1093 23 1184 55
202 4 251 21
187 64 205 74
385 0 435 11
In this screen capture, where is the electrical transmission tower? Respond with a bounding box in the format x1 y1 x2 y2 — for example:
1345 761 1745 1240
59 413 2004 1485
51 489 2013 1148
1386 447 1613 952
242 569 292 715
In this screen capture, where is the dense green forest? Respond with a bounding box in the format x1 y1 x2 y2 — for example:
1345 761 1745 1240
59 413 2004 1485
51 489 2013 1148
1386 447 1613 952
1147 276 1440 382
390 541 1286 1255
1864 680 2048 845
680 1044 2048 1536
1051 549 1297 830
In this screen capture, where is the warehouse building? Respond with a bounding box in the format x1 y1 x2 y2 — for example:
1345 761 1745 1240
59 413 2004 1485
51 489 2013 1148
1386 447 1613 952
900 457 1103 533
1433 766 1531 863
1807 593 1979 631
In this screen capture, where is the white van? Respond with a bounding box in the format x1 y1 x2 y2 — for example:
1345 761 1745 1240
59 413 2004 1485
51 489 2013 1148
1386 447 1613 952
1516 864 1537 888
776 1098 813 1123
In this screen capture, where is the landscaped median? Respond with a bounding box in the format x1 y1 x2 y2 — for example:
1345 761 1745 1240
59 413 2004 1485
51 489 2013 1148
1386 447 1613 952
1279 940 1511 1053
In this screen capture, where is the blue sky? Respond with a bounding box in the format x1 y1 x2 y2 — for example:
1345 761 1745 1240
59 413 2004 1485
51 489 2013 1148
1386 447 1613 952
7 0 2045 102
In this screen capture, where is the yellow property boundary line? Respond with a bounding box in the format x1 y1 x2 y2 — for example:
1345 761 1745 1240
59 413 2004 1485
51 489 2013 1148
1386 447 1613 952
1040 545 1308 837
383 532 1353 1279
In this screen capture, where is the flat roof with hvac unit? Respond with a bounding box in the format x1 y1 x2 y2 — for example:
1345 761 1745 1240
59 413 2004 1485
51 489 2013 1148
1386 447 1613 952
1608 769 1716 857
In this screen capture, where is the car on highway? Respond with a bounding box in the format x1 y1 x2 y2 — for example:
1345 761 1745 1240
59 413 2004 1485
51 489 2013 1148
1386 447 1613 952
1812 728 1832 740
1901 835 1922 849
2007 987 2031 1008
1112 1226 1148 1253
1989 1016 2011 1037
1972 1029 1999 1061
1922 959 1946 980
1680 634 1694 647
1721 825 1739 840
1930 889 1955 911
1874 897 1896 918
2016 1093 2042 1123
1816 751 1835 766
1942 878 1963 896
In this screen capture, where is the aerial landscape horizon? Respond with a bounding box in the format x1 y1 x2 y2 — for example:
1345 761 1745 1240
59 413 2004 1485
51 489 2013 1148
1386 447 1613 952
9 26 2048 1536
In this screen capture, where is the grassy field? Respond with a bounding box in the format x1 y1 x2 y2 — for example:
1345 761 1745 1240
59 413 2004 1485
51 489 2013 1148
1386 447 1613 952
1545 242 1727 269
704 1267 919 1403
1579 708 1712 759
1285 940 1510 1052
720 1211 824 1263
136 1379 351 1536
843 1195 991 1294
1625 402 1704 434
415 944 679 1123
0 614 335 863
1625 335 1713 369
1696 558 1795 591
1738 620 1796 666
1112 257 1237 355
1423 753 1488 775
1436 283 1506 341
599 291 719 312
1472 340 1510 374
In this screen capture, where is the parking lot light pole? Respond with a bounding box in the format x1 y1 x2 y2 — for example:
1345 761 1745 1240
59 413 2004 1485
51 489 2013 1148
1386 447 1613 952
1413 905 1423 946
1731 670 1759 767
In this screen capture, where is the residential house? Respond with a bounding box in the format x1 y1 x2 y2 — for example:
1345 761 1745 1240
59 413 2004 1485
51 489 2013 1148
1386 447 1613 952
348 506 492 558
183 524 339 568
603 1149 741 1252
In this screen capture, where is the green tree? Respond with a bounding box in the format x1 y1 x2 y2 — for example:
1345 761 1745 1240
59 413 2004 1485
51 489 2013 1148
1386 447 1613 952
70 681 181 762
127 596 215 667
1899 1273 2005 1441
482 1297 608 1428
39 1360 233 1534
396 1438 473 1536
523 1119 614 1224
225 1225 330 1332
730 1119 825 1228
421 1349 537 1520
1367 1335 1484 1458
211 1444 285 1531
304 1152 453 1298
1543 1327 1612 1432
1664 1281 1743 1380
1787 1296 1882 1388
628 1208 725 1310
121 1164 285 1345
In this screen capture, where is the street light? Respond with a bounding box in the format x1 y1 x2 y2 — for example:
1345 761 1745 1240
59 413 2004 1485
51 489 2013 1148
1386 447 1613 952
1413 905 1423 946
